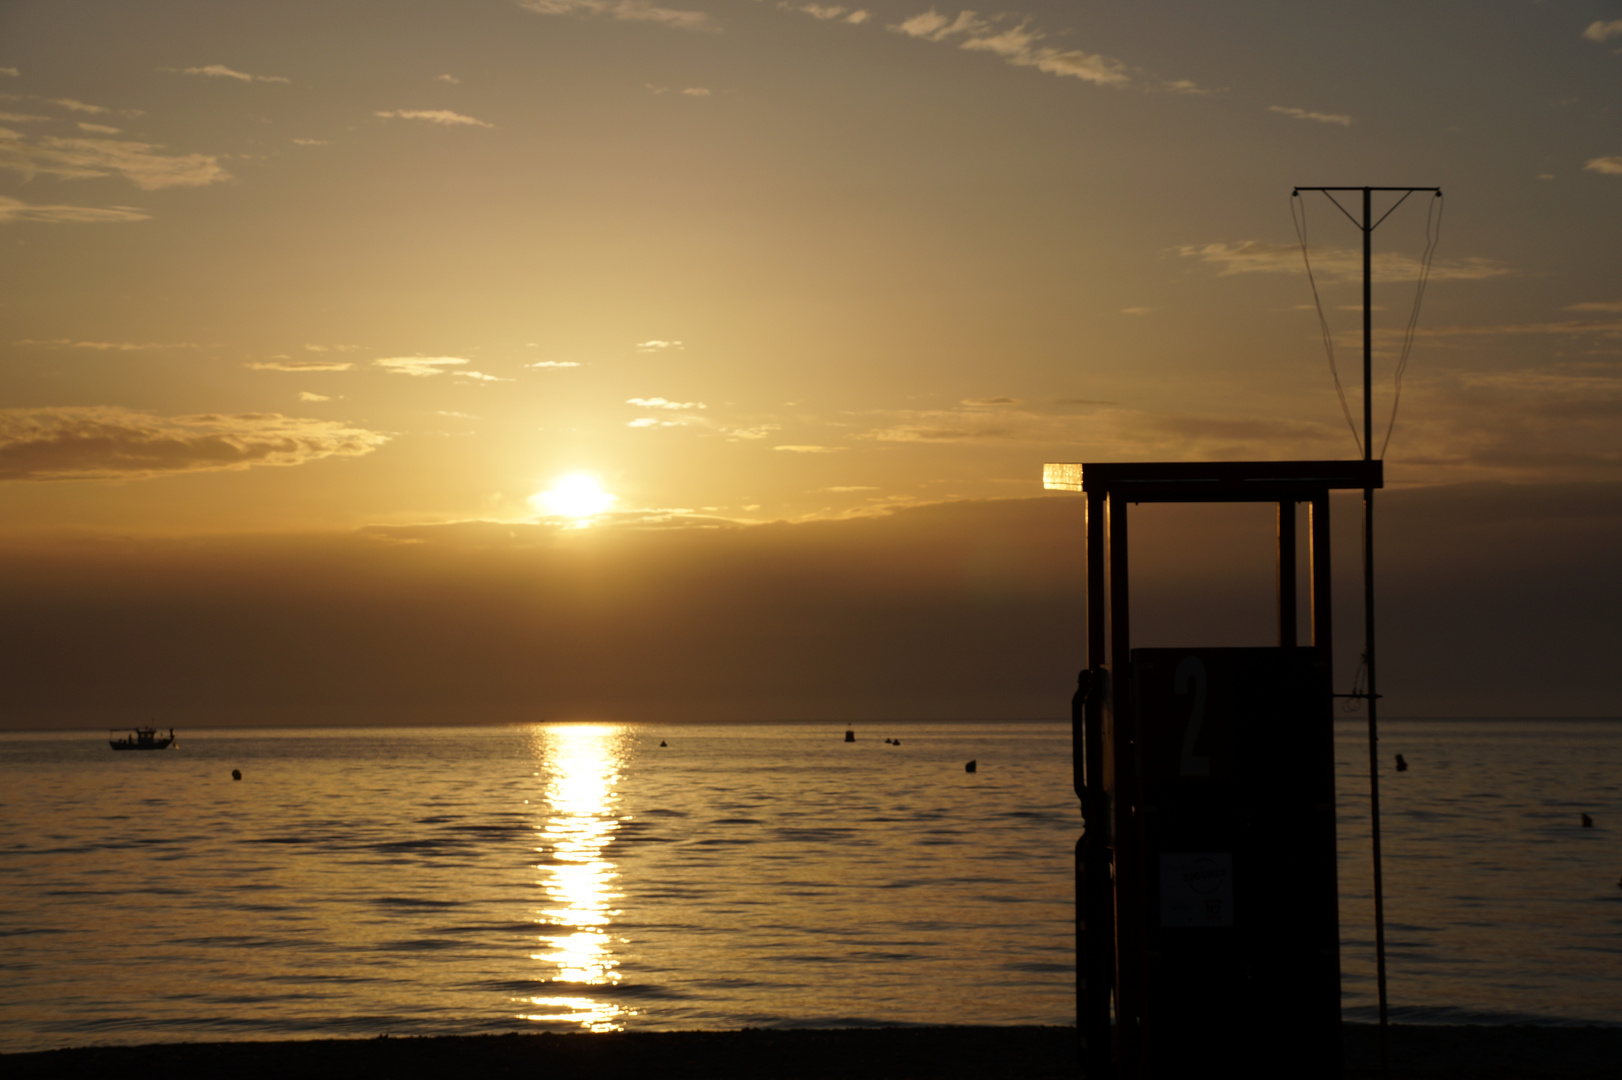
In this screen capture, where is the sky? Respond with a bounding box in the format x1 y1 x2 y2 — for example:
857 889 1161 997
1 1 1619 725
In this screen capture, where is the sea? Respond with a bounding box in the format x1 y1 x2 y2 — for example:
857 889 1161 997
1 719 1618 1053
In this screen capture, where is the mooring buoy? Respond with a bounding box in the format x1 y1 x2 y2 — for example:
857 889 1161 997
965 760 977 773
231 769 242 781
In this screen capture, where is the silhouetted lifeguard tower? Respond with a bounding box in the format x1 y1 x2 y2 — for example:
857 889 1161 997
1045 458 1381 1079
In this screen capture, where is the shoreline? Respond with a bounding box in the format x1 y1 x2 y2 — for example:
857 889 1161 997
7 1024 1622 1078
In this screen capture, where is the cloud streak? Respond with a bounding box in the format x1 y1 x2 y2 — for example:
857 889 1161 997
627 397 705 410
17 338 197 351
1179 241 1509 283
0 194 150 224
0 407 388 481
1584 157 1622 176
1582 19 1622 43
1268 105 1352 126
247 359 355 372
518 0 716 32
375 109 493 128
890 9 1129 87
0 131 228 189
164 65 290 83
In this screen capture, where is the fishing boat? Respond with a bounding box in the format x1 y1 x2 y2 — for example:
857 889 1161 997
109 727 176 751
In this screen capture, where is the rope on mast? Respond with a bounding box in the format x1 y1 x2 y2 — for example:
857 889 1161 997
1380 193 1444 459
1292 191 1363 456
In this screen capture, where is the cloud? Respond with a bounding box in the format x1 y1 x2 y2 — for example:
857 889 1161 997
298 392 332 402
0 68 17 78
1161 79 1220 95
375 109 493 128
682 87 711 96
1178 241 1510 283
76 122 120 134
374 356 470 377
454 370 513 382
303 343 361 353
1377 317 1622 342
961 396 1015 406
1122 306 1153 315
0 112 50 122
1584 157 1622 176
1582 19 1622 43
1566 301 1622 314
0 133 229 189
17 338 195 350
725 424 779 440
434 74 461 84
291 138 328 146
246 359 354 372
1268 105 1352 126
517 0 716 32
164 65 290 83
46 98 109 114
627 397 705 410
774 444 845 452
636 339 684 352
0 194 150 224
526 360 581 368
891 9 1129 87
824 485 877 492
0 407 387 481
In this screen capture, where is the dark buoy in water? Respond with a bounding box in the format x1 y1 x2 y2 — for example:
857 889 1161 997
231 769 241 781
1582 813 1594 828
1395 754 1408 772
964 760 977 773
892 738 900 746
660 740 667 747
884 738 893 745
844 728 855 743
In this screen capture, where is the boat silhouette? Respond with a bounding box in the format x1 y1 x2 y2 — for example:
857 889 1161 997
109 727 176 751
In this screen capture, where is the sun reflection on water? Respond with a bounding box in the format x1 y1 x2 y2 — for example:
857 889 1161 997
518 723 632 1031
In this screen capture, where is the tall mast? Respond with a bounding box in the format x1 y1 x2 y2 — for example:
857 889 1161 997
1292 183 1440 1074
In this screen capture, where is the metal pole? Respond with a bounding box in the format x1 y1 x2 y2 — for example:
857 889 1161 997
1361 186 1390 1071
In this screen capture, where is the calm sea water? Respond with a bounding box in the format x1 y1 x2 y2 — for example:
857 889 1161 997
0 719 1618 1053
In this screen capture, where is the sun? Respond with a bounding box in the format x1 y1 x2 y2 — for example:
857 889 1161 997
531 474 617 520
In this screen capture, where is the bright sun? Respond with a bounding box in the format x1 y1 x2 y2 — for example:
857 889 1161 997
531 474 617 520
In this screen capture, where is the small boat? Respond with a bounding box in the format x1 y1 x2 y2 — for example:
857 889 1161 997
110 727 176 751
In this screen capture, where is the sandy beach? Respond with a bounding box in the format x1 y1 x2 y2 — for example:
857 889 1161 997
6 1024 1621 1079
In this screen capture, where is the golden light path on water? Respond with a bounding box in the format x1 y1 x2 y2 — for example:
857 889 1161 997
519 724 630 1031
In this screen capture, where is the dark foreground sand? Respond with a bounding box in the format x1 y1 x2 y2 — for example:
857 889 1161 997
6 1024 1620 1078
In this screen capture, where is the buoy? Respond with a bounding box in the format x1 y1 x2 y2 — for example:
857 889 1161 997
1582 813 1594 828
1395 754 1408 772
892 739 900 746
965 760 977 773
844 729 855 743
231 769 241 781
660 740 667 747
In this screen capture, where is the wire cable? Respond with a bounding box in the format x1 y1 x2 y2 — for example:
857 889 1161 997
1380 193 1443 459
1292 192 1363 456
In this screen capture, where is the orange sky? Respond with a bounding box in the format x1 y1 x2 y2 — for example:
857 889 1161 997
1 2 1619 723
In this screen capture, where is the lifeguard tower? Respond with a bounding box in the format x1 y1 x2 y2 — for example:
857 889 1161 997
1045 459 1381 1079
